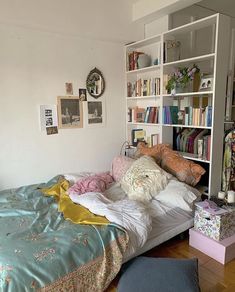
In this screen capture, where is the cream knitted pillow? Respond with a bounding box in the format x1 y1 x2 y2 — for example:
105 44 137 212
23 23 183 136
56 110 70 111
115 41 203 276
121 155 170 202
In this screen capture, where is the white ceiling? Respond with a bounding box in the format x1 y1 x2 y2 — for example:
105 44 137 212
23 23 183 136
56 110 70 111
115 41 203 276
198 0 235 18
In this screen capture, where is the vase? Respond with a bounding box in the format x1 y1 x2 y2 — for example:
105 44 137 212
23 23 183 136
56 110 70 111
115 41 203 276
138 54 151 69
171 83 191 95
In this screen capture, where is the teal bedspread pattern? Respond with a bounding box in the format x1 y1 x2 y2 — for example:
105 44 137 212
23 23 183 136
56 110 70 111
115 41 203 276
0 177 128 291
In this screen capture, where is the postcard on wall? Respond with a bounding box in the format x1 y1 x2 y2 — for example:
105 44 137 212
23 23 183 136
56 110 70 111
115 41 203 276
40 105 58 133
57 96 83 129
65 82 74 95
46 126 58 135
79 88 87 101
85 100 105 127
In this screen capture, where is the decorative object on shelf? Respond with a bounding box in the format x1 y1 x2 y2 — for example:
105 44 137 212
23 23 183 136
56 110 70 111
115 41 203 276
86 67 105 98
199 75 213 91
131 129 146 146
166 64 200 94
137 54 151 69
57 96 83 129
164 40 181 63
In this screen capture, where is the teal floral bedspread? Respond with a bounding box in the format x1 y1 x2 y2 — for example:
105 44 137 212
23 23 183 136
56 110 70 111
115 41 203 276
0 176 128 292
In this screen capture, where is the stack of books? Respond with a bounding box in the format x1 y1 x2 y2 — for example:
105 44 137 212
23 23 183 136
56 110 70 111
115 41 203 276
127 77 160 97
128 106 159 124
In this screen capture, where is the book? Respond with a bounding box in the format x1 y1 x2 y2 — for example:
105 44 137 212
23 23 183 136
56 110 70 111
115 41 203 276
151 134 159 146
198 139 203 158
169 106 179 124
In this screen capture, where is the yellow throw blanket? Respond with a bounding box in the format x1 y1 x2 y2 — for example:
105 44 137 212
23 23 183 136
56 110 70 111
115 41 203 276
42 178 109 225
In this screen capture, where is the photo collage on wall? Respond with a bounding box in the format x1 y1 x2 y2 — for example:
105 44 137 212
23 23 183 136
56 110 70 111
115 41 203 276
39 72 105 135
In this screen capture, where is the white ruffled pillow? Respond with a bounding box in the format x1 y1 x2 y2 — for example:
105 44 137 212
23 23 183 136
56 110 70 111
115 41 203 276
120 156 170 202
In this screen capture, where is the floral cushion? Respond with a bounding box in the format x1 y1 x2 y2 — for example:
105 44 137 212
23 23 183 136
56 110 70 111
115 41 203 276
160 148 205 186
111 155 135 182
120 156 170 202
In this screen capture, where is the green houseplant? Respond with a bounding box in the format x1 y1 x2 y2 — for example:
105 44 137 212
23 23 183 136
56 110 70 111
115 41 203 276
166 64 200 94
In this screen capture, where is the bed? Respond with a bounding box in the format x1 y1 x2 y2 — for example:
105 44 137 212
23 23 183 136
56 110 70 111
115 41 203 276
0 155 201 291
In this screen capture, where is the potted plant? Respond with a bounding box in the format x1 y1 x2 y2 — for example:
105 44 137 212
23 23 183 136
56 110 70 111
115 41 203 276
166 64 200 94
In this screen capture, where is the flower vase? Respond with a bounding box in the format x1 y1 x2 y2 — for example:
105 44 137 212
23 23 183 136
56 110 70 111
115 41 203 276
171 84 188 95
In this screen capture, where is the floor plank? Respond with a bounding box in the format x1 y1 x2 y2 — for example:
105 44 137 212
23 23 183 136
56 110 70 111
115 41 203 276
106 234 235 292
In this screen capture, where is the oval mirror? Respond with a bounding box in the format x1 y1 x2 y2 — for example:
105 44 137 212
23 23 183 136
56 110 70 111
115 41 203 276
86 68 105 98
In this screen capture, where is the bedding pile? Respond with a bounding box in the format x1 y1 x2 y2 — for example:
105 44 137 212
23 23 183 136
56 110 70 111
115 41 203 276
0 153 201 291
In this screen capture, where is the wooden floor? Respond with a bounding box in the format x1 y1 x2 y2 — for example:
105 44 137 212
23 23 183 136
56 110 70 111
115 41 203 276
107 234 235 292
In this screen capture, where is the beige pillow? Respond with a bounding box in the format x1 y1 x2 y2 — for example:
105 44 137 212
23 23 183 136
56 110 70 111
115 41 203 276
120 156 170 202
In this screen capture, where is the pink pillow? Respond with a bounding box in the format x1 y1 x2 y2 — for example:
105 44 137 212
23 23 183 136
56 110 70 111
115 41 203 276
111 155 135 182
68 172 113 195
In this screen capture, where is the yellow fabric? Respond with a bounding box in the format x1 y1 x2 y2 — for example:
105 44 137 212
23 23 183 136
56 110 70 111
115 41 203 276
42 178 109 225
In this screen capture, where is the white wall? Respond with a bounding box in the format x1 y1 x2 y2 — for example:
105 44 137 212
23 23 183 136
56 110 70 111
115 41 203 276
0 0 143 43
0 24 126 190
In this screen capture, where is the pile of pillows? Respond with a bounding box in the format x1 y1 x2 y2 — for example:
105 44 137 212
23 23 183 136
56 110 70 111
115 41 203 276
64 144 204 210
110 143 204 208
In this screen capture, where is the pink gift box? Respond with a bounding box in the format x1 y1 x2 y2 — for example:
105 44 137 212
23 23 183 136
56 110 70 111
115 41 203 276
189 228 235 264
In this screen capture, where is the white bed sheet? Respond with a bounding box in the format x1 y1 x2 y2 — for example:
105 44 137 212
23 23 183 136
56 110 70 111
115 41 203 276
123 201 193 262
104 181 194 262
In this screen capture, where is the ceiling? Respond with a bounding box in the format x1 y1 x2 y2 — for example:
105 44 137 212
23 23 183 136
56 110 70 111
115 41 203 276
198 0 235 18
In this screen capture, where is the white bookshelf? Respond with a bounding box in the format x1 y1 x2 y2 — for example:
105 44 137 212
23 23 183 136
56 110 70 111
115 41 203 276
125 13 231 197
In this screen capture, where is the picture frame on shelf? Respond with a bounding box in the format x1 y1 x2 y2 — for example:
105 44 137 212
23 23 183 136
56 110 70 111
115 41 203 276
199 75 213 91
57 96 83 129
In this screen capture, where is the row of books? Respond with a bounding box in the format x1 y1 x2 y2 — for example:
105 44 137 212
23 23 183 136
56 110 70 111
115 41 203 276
128 106 159 124
175 128 211 160
162 106 212 126
127 78 161 97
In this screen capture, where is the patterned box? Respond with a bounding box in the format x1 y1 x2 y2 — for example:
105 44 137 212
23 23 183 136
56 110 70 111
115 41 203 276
194 202 235 241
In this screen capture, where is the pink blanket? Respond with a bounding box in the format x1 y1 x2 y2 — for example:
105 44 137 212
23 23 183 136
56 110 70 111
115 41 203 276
68 172 114 196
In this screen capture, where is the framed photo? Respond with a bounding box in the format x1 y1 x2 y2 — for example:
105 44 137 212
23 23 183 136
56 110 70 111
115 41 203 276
199 76 213 91
86 101 105 126
57 96 83 129
79 88 87 101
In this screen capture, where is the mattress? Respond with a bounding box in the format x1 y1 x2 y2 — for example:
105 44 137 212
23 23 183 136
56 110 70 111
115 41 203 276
124 202 194 262
104 181 195 262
